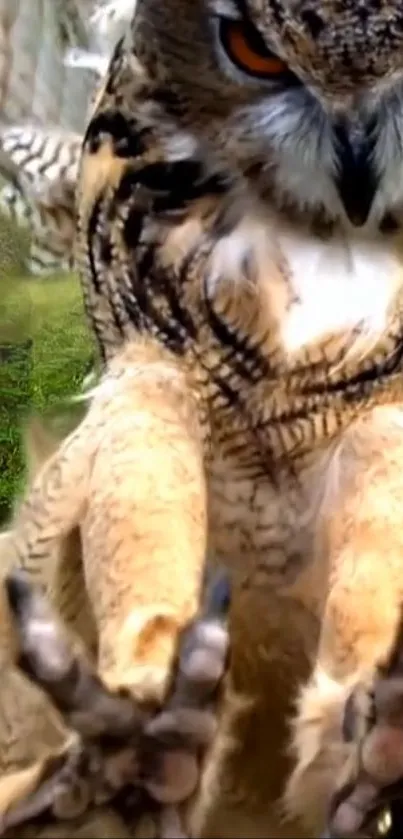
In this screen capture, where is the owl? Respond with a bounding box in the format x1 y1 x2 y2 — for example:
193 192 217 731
28 0 403 836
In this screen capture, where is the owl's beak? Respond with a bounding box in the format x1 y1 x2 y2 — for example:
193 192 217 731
333 122 377 227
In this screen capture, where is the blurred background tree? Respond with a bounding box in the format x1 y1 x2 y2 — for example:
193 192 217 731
0 0 111 523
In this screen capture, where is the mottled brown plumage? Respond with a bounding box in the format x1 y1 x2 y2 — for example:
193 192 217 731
72 1 403 836
8 0 403 836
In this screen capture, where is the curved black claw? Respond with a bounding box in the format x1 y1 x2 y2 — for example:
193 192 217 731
4 569 34 619
202 569 231 621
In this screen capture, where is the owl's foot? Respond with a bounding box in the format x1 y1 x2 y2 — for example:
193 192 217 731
0 568 230 835
140 568 230 806
327 624 403 838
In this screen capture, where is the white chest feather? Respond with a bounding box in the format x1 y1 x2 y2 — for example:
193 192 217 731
206 210 403 362
277 226 402 355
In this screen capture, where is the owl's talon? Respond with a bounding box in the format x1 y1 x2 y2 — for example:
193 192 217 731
141 569 231 804
4 569 145 739
5 568 77 687
202 569 231 620
328 627 403 837
1 569 230 831
4 569 35 619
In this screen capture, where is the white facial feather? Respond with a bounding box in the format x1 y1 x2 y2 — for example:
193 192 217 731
207 208 402 358
224 90 344 222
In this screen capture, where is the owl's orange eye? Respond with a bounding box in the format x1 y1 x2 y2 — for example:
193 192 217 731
219 19 288 78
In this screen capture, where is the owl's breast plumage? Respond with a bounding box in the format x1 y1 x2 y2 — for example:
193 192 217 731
77 125 403 590
76 116 403 457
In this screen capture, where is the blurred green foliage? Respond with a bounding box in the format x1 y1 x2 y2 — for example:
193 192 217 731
0 223 95 523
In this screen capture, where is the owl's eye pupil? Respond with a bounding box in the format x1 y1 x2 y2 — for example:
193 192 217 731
218 18 289 79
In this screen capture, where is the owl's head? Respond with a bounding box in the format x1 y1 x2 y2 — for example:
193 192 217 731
132 0 403 232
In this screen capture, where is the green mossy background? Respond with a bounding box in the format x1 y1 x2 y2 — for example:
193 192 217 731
0 215 94 524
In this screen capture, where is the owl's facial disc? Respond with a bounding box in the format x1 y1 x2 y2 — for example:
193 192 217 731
135 0 403 230
201 2 402 229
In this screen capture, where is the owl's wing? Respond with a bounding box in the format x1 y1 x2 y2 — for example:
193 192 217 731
0 124 83 274
0 125 82 198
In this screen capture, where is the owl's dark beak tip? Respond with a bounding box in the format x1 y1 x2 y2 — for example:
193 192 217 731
334 121 378 227
336 176 376 227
